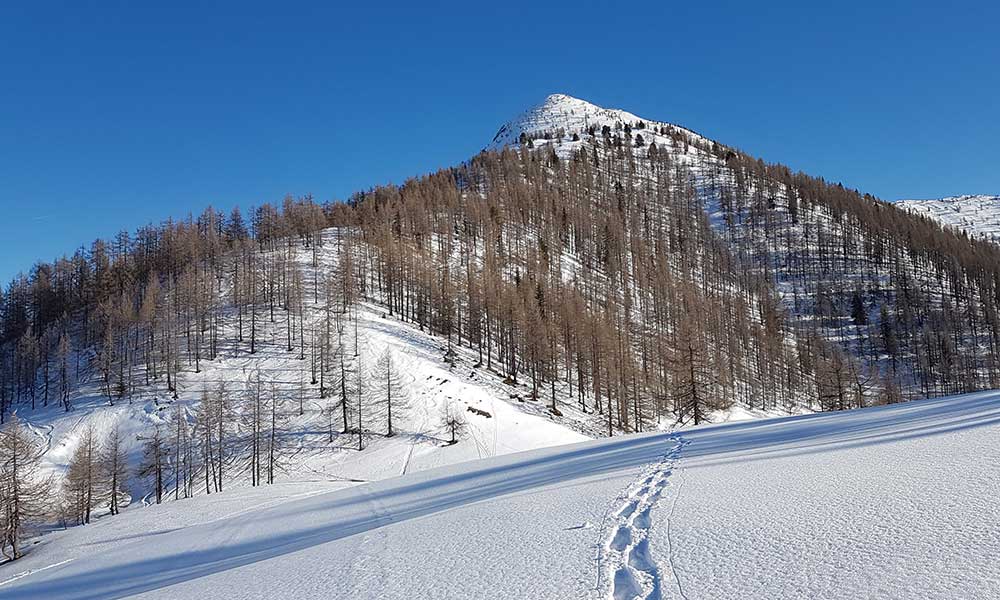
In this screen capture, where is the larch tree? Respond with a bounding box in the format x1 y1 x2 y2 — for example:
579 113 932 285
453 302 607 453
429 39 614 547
170 405 193 500
371 347 409 437
669 300 714 426
62 423 98 524
57 331 72 412
137 424 168 504
243 369 265 487
265 381 284 485
98 424 129 516
439 401 466 445
0 415 51 560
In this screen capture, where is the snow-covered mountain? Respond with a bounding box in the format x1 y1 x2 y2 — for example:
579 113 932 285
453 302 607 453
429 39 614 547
896 194 1000 241
487 93 707 151
5 93 1000 598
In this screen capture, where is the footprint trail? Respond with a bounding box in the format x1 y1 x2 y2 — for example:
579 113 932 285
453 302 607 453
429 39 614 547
601 435 688 600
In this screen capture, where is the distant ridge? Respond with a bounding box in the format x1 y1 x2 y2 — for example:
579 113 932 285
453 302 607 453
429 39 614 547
896 195 1000 241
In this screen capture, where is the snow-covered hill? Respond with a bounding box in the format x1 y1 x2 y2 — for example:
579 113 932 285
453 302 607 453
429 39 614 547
4 390 999 599
896 195 1000 241
487 93 707 151
22 228 593 507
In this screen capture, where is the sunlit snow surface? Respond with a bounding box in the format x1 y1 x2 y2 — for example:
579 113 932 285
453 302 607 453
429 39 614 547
4 391 999 599
897 195 1000 241
487 93 708 152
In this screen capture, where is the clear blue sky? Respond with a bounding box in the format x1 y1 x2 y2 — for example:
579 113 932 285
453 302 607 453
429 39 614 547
2 1 998 282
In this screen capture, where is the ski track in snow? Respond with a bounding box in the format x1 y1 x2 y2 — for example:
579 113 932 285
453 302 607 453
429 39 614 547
601 435 688 600
0 559 75 587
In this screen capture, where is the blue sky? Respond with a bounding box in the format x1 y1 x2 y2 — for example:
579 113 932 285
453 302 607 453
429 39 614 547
1 1 998 282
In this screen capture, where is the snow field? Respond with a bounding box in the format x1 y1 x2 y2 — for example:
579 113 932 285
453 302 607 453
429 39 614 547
5 391 999 598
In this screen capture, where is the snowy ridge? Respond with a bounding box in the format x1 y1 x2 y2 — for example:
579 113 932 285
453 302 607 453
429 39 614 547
487 93 707 151
896 194 1000 241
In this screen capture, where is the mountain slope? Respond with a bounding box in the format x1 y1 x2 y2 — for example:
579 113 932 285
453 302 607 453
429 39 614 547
896 194 1000 241
475 94 1000 402
25 228 592 502
4 390 999 599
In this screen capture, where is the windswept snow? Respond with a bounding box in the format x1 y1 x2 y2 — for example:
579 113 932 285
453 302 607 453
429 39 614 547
4 391 1000 599
896 194 1000 241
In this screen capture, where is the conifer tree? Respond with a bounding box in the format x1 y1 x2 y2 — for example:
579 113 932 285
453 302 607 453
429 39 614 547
0 416 51 560
99 424 129 516
371 347 408 437
63 423 98 524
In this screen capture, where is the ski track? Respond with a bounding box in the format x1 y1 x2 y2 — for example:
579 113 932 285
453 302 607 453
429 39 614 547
0 559 75 587
400 442 415 476
601 435 688 600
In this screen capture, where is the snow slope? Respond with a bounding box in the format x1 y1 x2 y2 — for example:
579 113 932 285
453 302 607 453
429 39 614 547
18 227 592 511
896 195 1000 241
487 93 707 151
24 296 591 491
4 390 999 599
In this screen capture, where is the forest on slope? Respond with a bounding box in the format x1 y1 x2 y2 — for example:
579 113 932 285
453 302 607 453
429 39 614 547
3 96 1000 560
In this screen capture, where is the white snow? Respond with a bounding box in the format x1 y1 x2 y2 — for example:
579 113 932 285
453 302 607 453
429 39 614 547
896 195 1000 241
4 391 1000 599
487 93 707 152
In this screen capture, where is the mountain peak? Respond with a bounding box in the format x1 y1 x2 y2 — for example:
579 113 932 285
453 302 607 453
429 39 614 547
488 93 645 151
540 92 580 104
487 94 705 152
